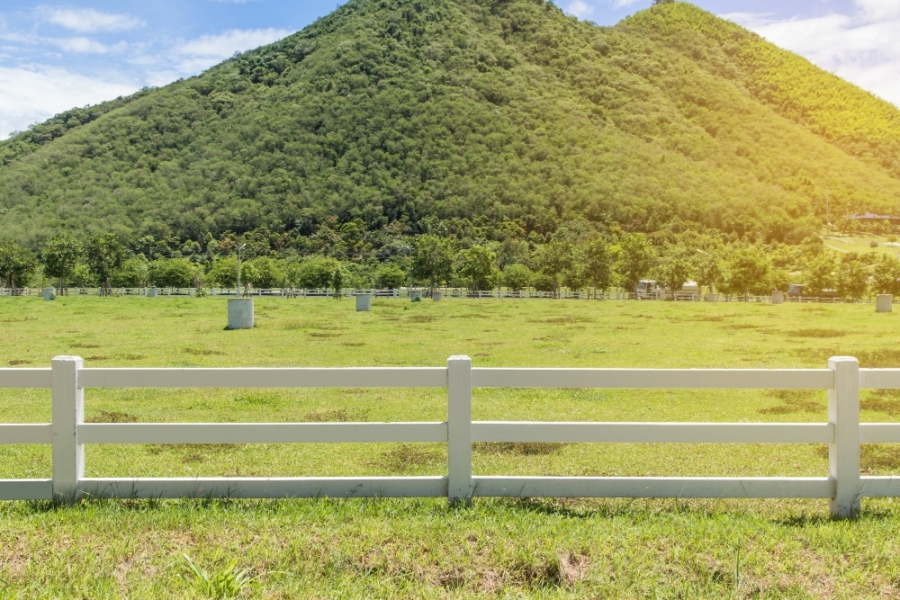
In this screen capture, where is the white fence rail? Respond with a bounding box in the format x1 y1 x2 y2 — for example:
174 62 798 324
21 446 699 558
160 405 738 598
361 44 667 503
3 355 900 517
4 287 892 304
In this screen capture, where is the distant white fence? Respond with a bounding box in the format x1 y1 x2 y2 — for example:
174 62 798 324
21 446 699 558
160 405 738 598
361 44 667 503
2 286 892 303
2 355 900 518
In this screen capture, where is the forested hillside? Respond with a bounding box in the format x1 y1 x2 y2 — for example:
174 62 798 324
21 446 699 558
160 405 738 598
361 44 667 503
1 0 899 257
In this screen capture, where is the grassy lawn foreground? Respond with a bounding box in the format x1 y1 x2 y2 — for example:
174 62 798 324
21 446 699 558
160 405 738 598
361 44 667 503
2 296 900 597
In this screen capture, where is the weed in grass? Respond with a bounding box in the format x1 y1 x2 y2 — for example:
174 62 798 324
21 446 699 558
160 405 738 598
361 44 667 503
308 331 342 339
71 343 101 348
786 329 848 338
0 316 35 323
342 342 365 347
370 444 442 471
85 355 110 361
234 393 279 406
86 411 139 423
474 442 568 456
282 320 305 330
758 390 823 414
7 359 32 365
118 353 147 361
175 554 255 599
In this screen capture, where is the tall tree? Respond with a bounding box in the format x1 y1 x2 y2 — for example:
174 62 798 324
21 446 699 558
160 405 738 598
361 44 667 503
458 245 497 292
412 235 455 294
583 236 613 298
85 234 126 295
804 255 836 296
0 240 37 291
615 233 656 294
872 254 900 295
723 247 770 296
41 235 82 294
837 253 870 300
536 230 575 297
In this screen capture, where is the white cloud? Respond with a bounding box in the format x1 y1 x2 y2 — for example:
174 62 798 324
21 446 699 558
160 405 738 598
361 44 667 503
174 28 289 61
612 0 641 7
566 0 595 19
0 32 125 54
36 7 144 33
725 5 900 108
0 66 137 139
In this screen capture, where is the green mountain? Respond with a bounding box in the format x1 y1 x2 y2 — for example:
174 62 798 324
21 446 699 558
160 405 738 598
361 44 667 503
2 0 899 250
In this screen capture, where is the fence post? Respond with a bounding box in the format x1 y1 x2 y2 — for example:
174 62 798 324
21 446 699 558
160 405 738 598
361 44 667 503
448 355 473 504
829 356 860 518
52 356 84 502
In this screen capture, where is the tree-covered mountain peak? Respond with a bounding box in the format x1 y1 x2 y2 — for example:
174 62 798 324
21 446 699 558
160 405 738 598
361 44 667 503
1 0 900 254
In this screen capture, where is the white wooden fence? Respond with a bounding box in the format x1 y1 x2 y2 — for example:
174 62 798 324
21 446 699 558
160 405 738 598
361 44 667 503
3 355 900 517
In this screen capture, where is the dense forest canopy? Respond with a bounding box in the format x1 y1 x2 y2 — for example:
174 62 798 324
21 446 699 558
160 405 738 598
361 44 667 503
1 0 900 266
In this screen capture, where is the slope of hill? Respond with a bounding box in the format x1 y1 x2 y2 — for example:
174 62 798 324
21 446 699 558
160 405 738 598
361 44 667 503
1 0 899 249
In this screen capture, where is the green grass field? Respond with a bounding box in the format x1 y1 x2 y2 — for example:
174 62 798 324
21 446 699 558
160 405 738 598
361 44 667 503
823 233 900 258
3 296 900 598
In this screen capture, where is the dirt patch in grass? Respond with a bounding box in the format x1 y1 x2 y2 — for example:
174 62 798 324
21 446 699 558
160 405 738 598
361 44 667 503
758 390 823 415
308 332 342 339
528 316 594 324
0 316 36 323
304 408 369 422
183 347 224 356
474 442 568 456
85 355 110 361
370 444 442 471
408 315 437 323
786 329 848 338
146 444 245 462
7 359 32 366
117 353 146 361
342 342 365 347
861 390 900 415
795 347 900 367
71 343 101 349
86 411 139 423
690 315 726 322
815 444 900 472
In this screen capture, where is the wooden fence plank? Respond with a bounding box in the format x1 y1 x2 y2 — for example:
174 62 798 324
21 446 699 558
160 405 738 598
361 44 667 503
472 369 832 389
79 368 447 389
78 422 448 444
859 423 900 444
0 424 52 444
0 480 53 500
859 369 900 390
471 422 834 444
79 477 448 499
472 476 833 498
0 369 52 389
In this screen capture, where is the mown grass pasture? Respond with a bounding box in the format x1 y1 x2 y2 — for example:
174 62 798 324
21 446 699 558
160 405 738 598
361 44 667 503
2 296 900 597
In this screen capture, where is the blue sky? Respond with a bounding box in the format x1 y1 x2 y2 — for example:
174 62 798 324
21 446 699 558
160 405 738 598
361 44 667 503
1 0 897 140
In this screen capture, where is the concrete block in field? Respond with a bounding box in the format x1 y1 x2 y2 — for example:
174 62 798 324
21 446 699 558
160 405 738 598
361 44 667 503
148 287 158 298
43 288 55 301
410 290 422 302
772 290 784 305
356 293 373 311
877 294 893 313
432 291 442 301
228 298 254 329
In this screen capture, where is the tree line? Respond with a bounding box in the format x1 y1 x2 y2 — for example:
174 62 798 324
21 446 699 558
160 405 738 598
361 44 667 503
3 224 898 299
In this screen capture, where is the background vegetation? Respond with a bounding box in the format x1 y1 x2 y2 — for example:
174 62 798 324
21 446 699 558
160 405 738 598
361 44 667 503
2 0 900 266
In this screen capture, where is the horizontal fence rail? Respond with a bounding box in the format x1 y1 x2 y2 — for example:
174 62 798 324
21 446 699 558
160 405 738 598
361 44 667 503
3 357 900 518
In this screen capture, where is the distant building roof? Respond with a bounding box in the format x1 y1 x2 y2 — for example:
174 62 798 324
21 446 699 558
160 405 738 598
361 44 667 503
849 212 900 221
